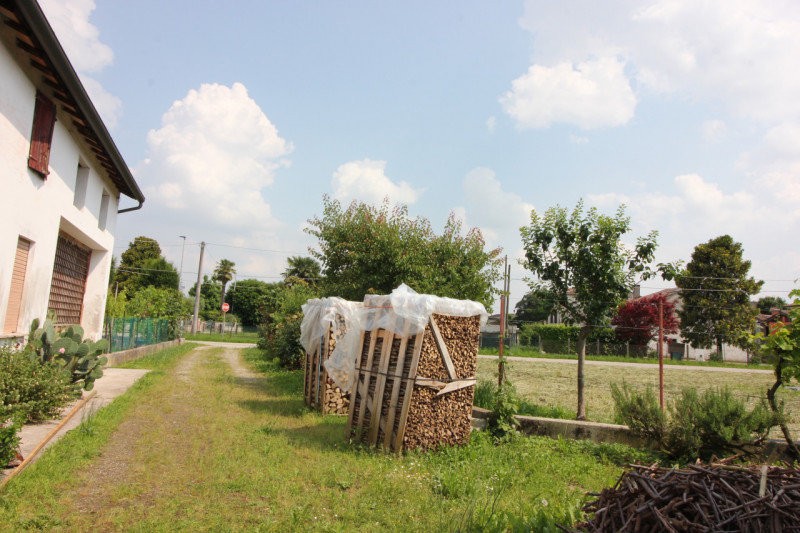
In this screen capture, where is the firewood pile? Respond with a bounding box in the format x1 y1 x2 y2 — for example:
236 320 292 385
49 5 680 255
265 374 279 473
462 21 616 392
572 463 800 532
345 295 483 453
300 299 358 415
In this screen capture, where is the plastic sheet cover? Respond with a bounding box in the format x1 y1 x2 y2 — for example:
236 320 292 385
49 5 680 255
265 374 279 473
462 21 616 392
323 284 488 392
299 297 360 362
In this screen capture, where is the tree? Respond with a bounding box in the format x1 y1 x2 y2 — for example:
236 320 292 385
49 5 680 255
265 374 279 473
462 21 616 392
116 236 161 294
226 279 281 326
611 292 679 348
676 235 763 359
136 257 179 291
126 287 190 319
514 288 556 323
520 201 662 420
188 276 222 320
283 256 321 285
213 259 236 309
306 196 502 310
756 296 786 315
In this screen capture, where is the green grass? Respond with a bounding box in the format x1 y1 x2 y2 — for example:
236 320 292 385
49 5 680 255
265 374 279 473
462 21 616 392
480 345 773 370
0 344 642 531
182 330 259 343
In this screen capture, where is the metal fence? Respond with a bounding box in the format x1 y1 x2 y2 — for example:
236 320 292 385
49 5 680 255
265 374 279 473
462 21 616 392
103 316 173 353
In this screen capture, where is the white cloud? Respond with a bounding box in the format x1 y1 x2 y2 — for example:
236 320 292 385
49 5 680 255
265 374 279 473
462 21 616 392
331 159 422 205
138 82 292 228
516 0 800 123
500 57 636 129
39 0 121 126
462 167 534 247
569 135 589 144
486 116 496 134
701 120 727 143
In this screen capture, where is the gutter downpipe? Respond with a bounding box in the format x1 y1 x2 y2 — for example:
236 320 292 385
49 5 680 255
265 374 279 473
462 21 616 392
118 200 144 214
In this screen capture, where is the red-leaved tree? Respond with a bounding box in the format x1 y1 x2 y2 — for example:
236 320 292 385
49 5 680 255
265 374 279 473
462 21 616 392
612 292 679 346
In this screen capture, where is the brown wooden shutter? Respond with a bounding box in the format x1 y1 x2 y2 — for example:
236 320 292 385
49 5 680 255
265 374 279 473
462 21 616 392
28 91 57 177
48 234 91 325
3 238 31 334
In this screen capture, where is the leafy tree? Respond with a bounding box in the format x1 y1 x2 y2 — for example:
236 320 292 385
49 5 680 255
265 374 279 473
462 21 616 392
188 275 222 320
306 196 501 310
258 281 320 369
676 235 763 359
116 236 161 294
213 259 236 309
135 257 179 291
283 256 321 285
520 201 663 420
226 279 281 326
754 288 800 459
126 287 190 319
611 292 679 347
514 288 556 323
756 296 787 315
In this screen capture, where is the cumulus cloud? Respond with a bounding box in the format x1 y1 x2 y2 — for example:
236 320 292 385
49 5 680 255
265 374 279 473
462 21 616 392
331 159 422 205
500 57 636 129
39 0 121 127
514 0 800 123
138 82 292 228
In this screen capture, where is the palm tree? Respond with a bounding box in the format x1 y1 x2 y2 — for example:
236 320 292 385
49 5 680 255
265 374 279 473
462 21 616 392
283 256 321 284
213 259 236 309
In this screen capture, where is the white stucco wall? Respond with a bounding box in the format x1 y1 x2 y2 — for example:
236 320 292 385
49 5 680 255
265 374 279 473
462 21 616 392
0 35 121 340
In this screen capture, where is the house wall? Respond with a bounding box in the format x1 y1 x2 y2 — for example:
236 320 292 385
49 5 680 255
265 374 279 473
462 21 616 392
0 36 120 340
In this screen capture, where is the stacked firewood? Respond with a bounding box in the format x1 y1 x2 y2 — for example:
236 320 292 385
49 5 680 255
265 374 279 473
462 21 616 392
347 313 480 452
303 308 350 415
572 463 800 532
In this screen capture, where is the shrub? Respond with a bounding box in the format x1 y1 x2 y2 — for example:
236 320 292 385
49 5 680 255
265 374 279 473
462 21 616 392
612 382 780 462
0 416 21 467
0 346 76 423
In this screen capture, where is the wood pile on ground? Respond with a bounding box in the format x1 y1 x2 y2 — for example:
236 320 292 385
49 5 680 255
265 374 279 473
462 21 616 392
347 310 481 453
571 463 800 532
302 303 351 415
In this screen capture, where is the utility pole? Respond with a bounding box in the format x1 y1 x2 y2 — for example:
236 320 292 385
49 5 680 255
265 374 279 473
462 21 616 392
191 241 205 335
498 256 510 389
178 235 186 291
658 300 664 410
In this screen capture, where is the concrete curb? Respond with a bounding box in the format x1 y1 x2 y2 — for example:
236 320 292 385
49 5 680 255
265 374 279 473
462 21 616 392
104 338 182 367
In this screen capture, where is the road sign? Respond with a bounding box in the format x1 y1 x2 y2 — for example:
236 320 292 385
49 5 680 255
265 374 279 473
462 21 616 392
221 303 230 312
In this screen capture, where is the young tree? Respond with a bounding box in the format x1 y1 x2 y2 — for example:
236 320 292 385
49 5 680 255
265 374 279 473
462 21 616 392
213 259 236 309
676 235 763 359
514 288 556 323
116 236 161 294
188 276 222 320
136 257 179 291
611 292 679 348
282 256 321 285
306 197 502 310
226 279 281 326
520 201 662 420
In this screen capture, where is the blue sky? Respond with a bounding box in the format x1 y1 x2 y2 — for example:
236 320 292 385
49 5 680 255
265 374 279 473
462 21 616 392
39 0 800 309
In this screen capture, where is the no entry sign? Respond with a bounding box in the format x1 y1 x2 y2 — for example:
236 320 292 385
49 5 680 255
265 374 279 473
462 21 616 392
221 303 230 312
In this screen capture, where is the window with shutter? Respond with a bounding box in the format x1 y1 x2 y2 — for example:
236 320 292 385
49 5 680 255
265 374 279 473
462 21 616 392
48 234 91 325
28 91 57 177
3 238 32 335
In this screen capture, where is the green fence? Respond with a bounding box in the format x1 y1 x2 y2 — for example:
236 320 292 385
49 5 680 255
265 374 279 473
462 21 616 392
103 317 173 353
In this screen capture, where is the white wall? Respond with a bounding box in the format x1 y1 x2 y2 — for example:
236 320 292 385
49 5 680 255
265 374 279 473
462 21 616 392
0 36 121 340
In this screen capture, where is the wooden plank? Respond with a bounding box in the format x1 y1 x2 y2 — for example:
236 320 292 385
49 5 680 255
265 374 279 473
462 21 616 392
393 330 426 453
429 315 457 380
367 329 395 446
353 330 379 439
382 326 411 450
345 330 367 432
436 378 476 396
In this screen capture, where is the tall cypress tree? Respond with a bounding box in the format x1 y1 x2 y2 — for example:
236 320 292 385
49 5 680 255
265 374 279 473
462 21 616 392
676 235 763 358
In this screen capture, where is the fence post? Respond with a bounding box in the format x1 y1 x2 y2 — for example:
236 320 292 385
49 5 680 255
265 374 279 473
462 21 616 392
567 338 571 354
597 339 600 356
626 341 629 358
538 335 542 353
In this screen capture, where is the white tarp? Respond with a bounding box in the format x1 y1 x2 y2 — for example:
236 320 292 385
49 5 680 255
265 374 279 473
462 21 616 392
323 284 488 392
299 297 361 361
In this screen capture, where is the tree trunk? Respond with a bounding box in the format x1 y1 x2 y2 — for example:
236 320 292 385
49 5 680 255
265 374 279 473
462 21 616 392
766 357 800 460
220 281 228 310
576 326 593 421
716 336 723 361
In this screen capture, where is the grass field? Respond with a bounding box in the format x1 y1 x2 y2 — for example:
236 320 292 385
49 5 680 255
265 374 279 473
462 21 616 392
0 345 653 531
476 356 800 438
182 330 259 343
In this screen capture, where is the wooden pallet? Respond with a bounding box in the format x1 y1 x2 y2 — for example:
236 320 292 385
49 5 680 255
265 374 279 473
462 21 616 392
346 313 480 452
302 314 350 415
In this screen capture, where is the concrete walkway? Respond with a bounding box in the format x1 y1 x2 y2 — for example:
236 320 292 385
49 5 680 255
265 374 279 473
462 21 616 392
191 340 257 349
478 354 774 374
1 367 150 480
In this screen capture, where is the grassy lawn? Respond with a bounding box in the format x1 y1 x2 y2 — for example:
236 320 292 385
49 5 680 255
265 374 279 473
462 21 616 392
0 345 651 532
182 330 259 343
476 357 800 438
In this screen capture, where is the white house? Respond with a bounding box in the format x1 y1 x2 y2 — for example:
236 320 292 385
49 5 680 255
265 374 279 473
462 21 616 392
0 0 144 343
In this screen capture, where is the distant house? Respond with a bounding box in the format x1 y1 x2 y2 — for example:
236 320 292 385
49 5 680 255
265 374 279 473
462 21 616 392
0 1 144 343
755 308 792 336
